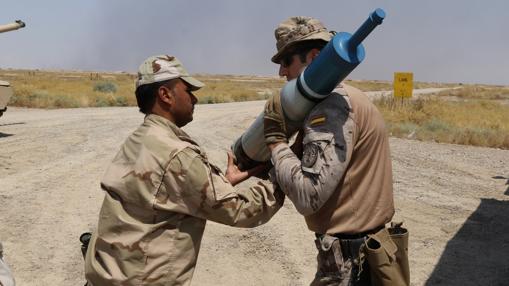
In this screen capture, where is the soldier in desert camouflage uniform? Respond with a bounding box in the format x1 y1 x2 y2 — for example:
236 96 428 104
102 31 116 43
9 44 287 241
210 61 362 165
263 17 396 285
84 55 284 285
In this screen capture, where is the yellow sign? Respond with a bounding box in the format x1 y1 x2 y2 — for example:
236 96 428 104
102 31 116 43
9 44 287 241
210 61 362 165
393 72 413 98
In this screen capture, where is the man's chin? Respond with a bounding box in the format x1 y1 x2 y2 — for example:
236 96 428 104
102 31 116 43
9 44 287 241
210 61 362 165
181 116 193 127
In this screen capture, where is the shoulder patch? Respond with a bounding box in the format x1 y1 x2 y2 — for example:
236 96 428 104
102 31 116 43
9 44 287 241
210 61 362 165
302 143 320 168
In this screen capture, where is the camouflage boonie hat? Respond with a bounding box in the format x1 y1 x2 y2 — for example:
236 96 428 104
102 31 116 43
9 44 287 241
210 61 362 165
272 16 333 64
136 55 204 91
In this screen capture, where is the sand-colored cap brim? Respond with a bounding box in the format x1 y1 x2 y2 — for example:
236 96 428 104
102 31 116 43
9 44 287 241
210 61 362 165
181 76 205 91
271 31 333 64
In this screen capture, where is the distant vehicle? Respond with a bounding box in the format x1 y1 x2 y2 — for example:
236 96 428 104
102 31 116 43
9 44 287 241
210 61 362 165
0 20 25 118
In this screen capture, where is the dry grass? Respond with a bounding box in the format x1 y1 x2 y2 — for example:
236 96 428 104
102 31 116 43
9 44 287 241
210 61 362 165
375 97 509 149
435 84 509 100
2 70 137 108
2 69 508 149
2 69 463 108
194 74 284 103
1 69 285 107
345 79 458 91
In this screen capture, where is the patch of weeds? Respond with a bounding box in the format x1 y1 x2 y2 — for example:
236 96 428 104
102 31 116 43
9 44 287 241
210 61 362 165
93 81 117 93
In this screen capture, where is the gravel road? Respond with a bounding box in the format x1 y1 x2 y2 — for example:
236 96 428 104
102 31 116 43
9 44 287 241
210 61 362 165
0 102 508 286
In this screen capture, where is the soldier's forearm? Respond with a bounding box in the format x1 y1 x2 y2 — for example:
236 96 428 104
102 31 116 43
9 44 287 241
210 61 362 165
270 144 340 216
206 181 283 228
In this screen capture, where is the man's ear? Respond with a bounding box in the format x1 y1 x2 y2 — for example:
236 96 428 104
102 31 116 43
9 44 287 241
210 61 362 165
158 85 174 108
307 48 321 62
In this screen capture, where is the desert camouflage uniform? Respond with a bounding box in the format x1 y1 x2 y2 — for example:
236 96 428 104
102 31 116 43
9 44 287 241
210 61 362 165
85 114 284 286
0 242 15 286
270 85 394 285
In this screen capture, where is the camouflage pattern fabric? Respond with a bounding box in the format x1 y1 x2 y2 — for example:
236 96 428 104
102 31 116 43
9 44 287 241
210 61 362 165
272 16 333 63
85 114 284 286
268 84 395 284
311 235 371 286
136 54 204 90
270 87 354 217
270 84 394 235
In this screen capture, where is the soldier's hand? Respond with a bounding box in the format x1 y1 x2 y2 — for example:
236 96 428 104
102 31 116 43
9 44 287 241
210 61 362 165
264 93 288 145
225 151 268 186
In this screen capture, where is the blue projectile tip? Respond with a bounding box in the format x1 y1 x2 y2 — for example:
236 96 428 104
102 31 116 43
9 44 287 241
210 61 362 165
371 8 385 25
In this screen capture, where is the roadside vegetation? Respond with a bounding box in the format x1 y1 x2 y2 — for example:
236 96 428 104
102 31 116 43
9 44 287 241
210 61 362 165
195 74 283 103
374 94 509 149
1 69 508 149
435 84 509 100
346 79 458 91
2 70 137 108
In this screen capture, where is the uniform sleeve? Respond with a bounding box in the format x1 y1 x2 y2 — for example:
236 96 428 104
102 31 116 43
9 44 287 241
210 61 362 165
158 147 284 228
271 95 355 216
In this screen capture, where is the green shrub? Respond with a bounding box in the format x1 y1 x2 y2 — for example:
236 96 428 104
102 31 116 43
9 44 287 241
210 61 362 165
198 95 216 104
53 94 80 108
93 81 117 93
423 118 451 133
94 96 111 107
114 95 129 106
391 122 419 136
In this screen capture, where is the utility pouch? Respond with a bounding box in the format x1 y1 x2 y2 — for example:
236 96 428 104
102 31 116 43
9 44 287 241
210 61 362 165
364 222 410 286
313 234 353 284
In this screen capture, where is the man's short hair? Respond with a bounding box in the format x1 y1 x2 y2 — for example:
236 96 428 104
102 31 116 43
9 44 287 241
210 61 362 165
283 39 328 65
135 79 175 115
134 54 204 115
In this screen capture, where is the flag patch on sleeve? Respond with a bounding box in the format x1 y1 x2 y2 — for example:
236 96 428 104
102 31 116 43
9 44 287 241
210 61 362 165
309 115 326 126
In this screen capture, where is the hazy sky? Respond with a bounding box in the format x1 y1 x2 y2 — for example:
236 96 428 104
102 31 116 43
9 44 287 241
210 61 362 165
1 1 508 85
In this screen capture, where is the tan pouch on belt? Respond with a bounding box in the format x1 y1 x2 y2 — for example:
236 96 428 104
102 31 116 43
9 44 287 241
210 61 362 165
364 222 410 286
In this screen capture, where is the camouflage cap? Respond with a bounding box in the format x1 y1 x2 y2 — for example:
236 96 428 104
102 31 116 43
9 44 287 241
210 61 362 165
136 55 205 91
272 16 333 64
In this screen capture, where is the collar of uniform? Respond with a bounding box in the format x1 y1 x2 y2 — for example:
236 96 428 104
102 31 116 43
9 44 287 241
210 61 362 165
144 114 199 146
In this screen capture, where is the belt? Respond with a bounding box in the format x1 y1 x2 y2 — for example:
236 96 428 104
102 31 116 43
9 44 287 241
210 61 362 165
316 225 385 240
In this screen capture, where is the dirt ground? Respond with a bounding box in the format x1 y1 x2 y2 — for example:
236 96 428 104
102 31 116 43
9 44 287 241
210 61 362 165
0 102 508 286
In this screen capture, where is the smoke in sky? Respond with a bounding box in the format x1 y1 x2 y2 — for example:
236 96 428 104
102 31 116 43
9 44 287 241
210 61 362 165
1 0 508 84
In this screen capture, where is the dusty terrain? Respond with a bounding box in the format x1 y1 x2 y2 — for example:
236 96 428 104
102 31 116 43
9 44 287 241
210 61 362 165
0 102 508 286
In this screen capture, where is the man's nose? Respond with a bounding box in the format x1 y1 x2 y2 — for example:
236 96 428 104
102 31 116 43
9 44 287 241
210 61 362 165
278 65 288 78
